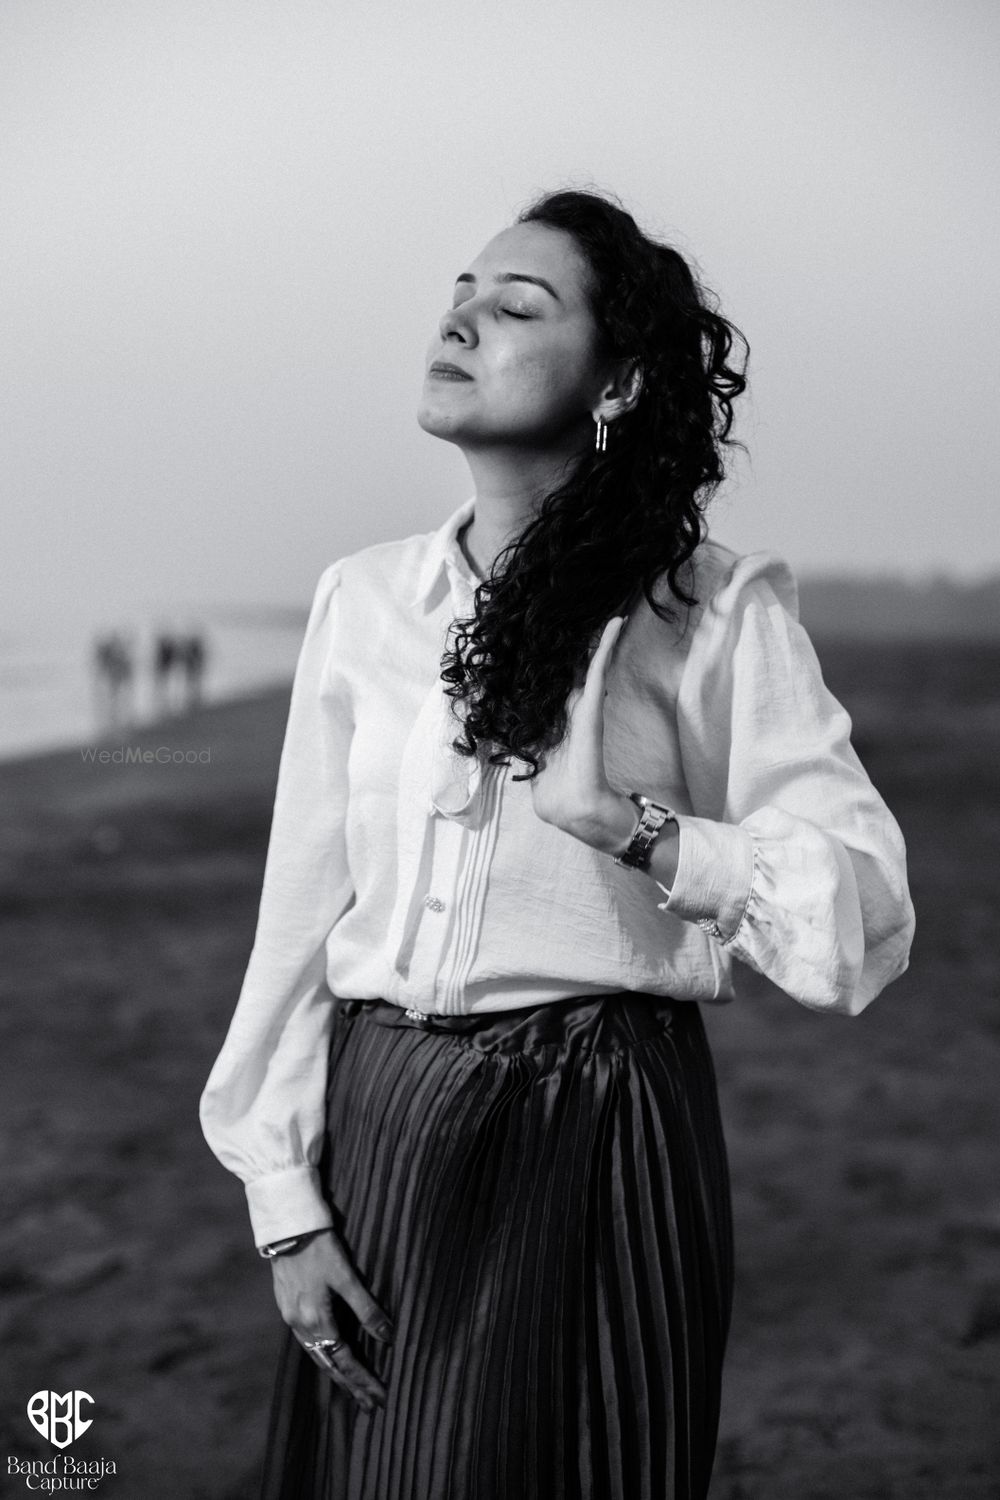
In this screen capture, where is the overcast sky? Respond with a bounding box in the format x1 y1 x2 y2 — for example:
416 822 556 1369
2 0 997 621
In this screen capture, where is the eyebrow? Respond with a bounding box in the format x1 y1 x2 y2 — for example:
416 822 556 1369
455 271 561 301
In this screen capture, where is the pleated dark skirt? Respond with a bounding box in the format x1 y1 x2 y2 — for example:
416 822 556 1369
258 990 734 1500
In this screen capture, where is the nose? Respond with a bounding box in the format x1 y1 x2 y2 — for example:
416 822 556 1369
438 300 478 347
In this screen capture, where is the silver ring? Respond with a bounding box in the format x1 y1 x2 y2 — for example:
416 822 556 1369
303 1337 345 1356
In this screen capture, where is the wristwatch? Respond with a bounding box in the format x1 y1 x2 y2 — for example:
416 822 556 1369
612 792 676 871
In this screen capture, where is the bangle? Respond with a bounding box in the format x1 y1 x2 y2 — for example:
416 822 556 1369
612 792 676 871
258 1234 310 1259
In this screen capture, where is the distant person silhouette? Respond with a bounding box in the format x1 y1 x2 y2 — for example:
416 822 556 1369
179 632 207 712
152 632 177 717
153 629 208 716
92 631 134 730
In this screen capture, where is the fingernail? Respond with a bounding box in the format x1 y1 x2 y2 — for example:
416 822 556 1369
374 1320 395 1343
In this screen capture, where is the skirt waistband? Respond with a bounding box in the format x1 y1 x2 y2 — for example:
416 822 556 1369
335 990 692 1058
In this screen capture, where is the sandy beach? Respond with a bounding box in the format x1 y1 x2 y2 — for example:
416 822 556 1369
1 644 998 1498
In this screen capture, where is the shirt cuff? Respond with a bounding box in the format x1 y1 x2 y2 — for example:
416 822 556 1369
245 1165 335 1250
654 813 756 943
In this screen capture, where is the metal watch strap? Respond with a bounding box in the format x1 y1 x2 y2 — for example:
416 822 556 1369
612 792 676 871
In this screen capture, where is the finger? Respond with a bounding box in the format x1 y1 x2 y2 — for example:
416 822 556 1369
296 1320 387 1411
324 1340 388 1411
583 616 626 702
302 1341 354 1399
325 1241 395 1345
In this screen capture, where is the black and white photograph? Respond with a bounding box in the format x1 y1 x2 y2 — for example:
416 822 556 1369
1 2 998 1496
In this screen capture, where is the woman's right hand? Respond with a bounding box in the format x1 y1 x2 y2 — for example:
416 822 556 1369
269 1228 394 1413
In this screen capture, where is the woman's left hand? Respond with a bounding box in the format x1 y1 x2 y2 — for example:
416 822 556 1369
527 616 636 856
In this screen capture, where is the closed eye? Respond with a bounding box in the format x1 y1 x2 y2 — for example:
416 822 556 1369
501 308 534 319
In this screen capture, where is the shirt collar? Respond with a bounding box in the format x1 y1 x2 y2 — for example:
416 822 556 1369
409 495 480 608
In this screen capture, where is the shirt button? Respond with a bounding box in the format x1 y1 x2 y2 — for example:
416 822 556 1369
423 894 446 912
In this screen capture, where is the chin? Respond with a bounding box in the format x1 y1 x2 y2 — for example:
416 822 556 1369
416 402 466 442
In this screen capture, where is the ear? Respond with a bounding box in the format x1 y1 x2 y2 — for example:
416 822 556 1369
593 358 644 426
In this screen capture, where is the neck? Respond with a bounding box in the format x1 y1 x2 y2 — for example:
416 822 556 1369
458 441 582 577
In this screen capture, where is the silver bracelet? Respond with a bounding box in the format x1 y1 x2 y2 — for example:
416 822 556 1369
258 1234 310 1260
612 792 676 871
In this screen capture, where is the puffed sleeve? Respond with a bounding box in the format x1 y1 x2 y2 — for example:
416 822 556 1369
656 551 915 1015
198 561 354 1246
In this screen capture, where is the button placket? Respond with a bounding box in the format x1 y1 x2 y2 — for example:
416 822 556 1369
402 557 483 1012
404 815 463 1005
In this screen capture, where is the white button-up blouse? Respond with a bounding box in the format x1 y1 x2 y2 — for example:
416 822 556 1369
199 496 915 1247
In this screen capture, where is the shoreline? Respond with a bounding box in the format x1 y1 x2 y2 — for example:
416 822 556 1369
0 681 293 780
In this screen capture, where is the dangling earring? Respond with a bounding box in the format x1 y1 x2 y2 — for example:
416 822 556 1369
594 414 608 452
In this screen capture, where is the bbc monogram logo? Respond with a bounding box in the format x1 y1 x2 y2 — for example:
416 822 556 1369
5 1390 118 1491
27 1392 94 1450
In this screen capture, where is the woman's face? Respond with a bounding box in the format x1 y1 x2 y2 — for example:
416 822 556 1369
417 221 607 453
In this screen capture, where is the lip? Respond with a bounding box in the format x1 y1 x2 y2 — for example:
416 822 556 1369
428 361 474 381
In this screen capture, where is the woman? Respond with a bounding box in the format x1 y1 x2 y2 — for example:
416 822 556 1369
199 189 915 1500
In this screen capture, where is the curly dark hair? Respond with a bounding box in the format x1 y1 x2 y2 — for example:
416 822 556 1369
439 188 749 780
